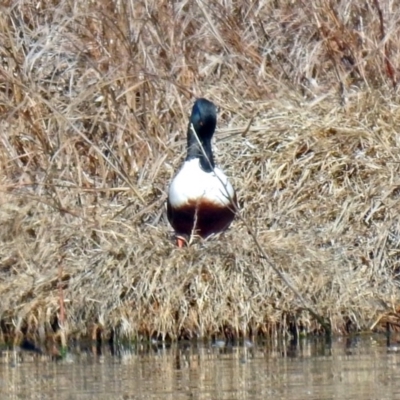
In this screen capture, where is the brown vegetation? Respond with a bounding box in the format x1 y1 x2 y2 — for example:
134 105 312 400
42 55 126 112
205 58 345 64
1 0 400 343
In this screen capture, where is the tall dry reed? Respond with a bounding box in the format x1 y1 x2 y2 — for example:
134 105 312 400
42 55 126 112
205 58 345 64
1 0 400 342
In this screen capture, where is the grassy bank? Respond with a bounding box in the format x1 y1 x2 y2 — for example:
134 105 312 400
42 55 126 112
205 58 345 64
1 0 400 343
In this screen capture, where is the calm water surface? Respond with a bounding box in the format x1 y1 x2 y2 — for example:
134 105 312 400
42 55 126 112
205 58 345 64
1 337 400 399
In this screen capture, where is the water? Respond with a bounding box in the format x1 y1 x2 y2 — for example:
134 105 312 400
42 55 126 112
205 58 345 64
1 336 400 399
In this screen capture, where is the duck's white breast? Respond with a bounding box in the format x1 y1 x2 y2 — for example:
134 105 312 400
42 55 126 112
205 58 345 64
168 159 235 207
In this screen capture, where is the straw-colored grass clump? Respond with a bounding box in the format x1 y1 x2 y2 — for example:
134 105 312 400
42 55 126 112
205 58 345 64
1 0 400 342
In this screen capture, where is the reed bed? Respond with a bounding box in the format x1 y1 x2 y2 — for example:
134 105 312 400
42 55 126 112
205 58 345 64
1 0 400 343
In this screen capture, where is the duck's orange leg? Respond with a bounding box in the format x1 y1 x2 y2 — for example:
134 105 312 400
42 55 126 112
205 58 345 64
176 236 186 248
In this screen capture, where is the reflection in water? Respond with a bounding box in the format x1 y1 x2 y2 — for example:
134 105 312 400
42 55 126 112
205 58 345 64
1 337 400 399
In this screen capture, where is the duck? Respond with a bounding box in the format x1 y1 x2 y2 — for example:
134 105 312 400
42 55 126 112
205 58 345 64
167 98 236 247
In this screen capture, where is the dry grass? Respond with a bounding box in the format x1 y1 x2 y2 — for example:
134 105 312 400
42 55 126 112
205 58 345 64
1 0 400 343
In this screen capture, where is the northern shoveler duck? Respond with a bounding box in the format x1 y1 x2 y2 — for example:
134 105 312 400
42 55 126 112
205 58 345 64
167 98 236 247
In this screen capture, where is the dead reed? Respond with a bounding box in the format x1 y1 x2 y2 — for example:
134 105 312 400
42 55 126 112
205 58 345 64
1 0 400 343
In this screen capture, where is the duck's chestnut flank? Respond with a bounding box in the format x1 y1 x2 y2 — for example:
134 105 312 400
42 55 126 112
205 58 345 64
167 197 237 239
167 98 237 247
